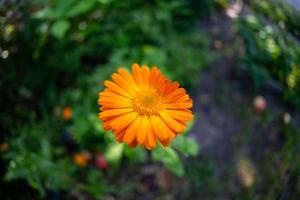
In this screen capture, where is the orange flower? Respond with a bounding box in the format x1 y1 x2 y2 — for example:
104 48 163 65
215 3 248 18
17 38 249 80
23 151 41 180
73 153 88 167
0 143 9 152
98 64 193 150
63 106 73 121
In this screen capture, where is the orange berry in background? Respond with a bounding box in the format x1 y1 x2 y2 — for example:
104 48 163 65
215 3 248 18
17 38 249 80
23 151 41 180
73 152 88 167
63 106 73 121
253 96 267 113
0 143 9 152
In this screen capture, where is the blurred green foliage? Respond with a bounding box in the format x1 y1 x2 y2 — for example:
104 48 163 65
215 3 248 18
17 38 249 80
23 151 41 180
251 0 300 37
4 121 75 196
237 9 300 108
1 0 299 199
235 3 300 197
0 0 211 198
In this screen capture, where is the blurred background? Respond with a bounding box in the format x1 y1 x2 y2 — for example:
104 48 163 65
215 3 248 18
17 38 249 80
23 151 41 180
0 0 300 199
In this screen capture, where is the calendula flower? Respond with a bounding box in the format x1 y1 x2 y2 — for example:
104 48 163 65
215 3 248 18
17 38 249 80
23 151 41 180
98 64 193 150
63 106 73 121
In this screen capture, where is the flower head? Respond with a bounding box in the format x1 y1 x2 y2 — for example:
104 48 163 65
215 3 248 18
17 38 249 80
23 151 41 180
63 106 73 121
98 64 193 150
73 152 89 167
0 143 9 152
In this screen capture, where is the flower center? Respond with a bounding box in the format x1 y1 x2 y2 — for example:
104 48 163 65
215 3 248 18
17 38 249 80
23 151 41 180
132 89 161 115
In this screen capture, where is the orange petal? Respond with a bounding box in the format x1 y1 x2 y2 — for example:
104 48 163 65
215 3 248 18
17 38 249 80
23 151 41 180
164 88 187 102
104 80 132 98
132 64 143 87
99 95 131 105
158 79 169 96
150 116 175 141
159 110 186 133
128 139 138 148
163 110 193 122
112 73 136 95
99 108 134 120
101 117 114 130
109 112 138 131
149 67 160 88
156 77 168 95
115 128 126 142
150 67 165 90
137 116 150 145
103 124 111 130
164 101 193 109
118 68 138 90
164 81 180 95
146 126 157 150
98 100 131 109
141 65 150 88
161 139 170 147
123 116 143 144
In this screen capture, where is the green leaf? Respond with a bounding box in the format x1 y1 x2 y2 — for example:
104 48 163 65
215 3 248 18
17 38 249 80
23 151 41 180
124 146 147 163
32 0 77 20
172 135 200 156
105 142 124 166
182 119 195 135
152 145 184 176
67 0 95 17
50 19 70 39
33 8 53 19
170 119 199 156
41 137 51 159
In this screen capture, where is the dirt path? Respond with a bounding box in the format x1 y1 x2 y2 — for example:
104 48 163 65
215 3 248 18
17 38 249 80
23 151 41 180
190 12 240 172
189 9 300 199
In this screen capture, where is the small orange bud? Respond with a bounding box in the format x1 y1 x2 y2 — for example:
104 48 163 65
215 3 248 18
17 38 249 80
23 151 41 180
0 143 9 152
73 153 88 167
63 107 73 121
